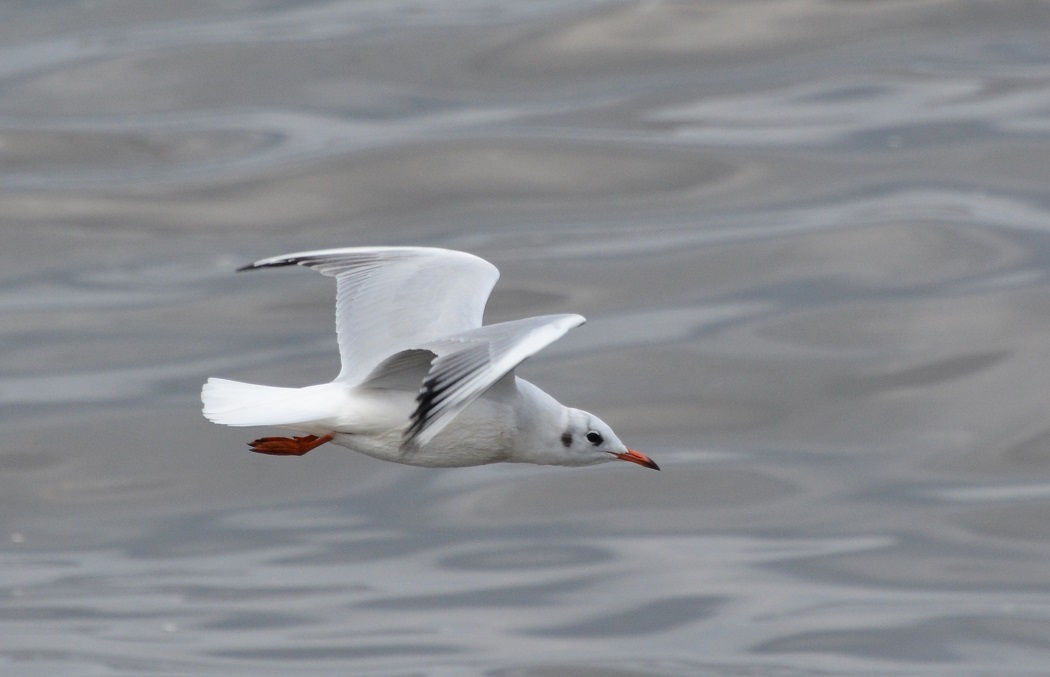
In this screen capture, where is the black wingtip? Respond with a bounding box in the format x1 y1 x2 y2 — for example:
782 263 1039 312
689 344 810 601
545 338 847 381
235 256 302 272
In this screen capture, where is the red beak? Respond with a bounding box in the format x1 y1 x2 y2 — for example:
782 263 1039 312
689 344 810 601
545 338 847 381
613 448 660 471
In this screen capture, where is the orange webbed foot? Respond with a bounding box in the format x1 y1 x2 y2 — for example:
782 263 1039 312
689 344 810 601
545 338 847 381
248 433 334 456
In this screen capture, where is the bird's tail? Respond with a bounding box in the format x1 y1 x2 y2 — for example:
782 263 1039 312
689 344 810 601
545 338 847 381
201 377 339 428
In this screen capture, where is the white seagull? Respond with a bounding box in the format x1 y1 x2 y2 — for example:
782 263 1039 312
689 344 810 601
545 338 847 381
201 247 658 471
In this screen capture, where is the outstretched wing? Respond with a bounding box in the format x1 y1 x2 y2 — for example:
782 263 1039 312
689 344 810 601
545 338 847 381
404 313 585 448
239 247 500 386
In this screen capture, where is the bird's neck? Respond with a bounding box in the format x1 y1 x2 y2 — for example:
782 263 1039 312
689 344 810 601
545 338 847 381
510 378 573 465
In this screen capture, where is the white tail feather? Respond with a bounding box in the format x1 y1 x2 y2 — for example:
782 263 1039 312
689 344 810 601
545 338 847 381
201 378 342 428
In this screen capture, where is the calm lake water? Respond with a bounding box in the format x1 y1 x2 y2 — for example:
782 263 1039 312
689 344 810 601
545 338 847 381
3 1 1050 675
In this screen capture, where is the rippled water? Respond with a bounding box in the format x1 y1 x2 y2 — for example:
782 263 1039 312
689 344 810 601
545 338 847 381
4 1 1050 675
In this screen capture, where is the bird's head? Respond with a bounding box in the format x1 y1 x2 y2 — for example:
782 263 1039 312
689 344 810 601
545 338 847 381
556 408 659 470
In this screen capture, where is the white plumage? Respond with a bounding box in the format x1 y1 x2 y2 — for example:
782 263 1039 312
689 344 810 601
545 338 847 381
201 246 658 470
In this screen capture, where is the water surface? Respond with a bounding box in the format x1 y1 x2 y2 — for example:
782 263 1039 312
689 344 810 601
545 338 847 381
3 1 1050 675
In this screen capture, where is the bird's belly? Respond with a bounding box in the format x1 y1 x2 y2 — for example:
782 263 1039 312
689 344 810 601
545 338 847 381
330 394 514 468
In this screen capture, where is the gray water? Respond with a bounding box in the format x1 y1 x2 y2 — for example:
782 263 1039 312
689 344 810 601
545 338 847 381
3 1 1050 675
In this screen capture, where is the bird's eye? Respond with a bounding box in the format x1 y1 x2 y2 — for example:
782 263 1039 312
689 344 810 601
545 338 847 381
586 431 603 445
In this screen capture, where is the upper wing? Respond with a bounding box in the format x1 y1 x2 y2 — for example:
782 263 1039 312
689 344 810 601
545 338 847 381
404 313 585 448
239 247 500 385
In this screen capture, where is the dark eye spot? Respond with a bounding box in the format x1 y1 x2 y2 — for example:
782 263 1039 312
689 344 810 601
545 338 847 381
586 431 603 445
561 432 573 448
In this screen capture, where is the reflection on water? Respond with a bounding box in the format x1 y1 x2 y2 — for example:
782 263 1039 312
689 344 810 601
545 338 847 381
3 1 1050 675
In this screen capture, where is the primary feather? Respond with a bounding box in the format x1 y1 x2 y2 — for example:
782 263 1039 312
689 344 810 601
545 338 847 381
238 247 499 386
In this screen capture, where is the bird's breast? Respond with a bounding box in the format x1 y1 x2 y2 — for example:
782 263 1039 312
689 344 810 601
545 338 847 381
330 387 517 468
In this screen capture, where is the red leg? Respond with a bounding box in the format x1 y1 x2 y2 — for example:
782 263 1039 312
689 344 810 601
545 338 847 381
248 433 334 456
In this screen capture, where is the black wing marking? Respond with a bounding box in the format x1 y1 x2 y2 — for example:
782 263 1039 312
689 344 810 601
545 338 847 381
400 314 585 449
405 342 491 443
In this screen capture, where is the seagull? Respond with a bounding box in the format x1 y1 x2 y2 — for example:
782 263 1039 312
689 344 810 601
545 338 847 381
201 247 658 471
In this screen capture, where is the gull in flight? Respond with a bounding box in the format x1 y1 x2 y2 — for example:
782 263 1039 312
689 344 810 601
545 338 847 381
201 247 658 471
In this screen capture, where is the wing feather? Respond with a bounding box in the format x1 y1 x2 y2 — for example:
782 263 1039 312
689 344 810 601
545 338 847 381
239 247 499 385
404 313 585 448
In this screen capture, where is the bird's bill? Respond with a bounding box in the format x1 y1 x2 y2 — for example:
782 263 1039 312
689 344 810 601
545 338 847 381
614 448 660 471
